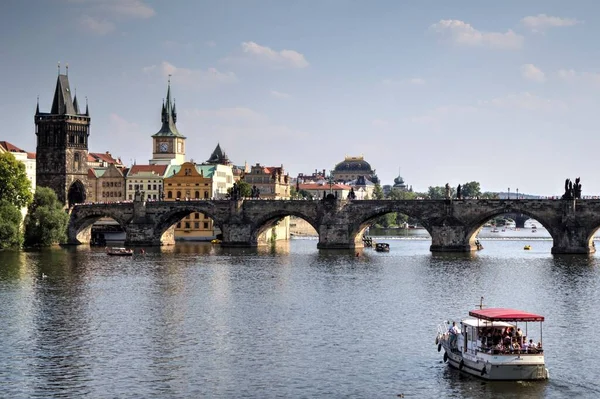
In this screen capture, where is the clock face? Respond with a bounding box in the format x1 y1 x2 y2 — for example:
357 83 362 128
160 142 168 152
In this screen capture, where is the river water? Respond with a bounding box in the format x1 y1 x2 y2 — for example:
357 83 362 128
1 237 599 398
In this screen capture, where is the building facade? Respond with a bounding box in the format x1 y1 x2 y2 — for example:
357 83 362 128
243 164 290 199
149 81 186 166
35 71 91 206
125 165 168 201
87 164 126 203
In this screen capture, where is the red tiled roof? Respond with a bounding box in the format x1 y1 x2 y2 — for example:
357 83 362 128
298 183 351 190
87 168 97 178
127 164 168 176
89 152 123 165
0 141 27 153
27 152 36 159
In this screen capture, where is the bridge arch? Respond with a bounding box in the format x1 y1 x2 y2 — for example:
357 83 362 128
152 204 226 244
347 203 432 247
67 209 131 245
249 209 320 246
464 205 555 250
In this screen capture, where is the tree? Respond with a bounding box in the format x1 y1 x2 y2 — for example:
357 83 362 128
460 181 482 199
428 185 454 199
236 180 252 197
0 152 33 208
0 200 23 249
388 189 417 200
24 187 69 247
373 183 384 199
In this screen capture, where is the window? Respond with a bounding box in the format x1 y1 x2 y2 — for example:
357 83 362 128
185 222 190 229
204 191 209 199
203 222 209 229
194 213 200 219
153 184 157 190
167 191 172 199
195 191 200 199
194 222 199 229
129 184 132 190
177 222 181 228
177 191 181 199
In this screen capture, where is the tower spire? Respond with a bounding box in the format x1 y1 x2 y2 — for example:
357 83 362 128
58 61 60 75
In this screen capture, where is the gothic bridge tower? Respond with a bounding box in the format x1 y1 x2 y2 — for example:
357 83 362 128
35 67 91 207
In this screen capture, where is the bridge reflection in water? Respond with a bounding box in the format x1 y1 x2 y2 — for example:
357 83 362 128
67 198 600 254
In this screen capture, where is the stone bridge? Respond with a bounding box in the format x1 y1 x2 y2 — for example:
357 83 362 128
67 198 600 254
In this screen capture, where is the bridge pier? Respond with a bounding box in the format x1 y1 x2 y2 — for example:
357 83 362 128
220 222 254 247
550 227 596 254
429 226 474 252
66 224 91 245
124 224 175 246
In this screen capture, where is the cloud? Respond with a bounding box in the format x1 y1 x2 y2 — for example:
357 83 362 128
180 107 308 165
143 61 237 88
270 90 291 99
382 77 426 85
78 15 115 35
521 64 546 82
483 92 566 111
557 69 600 84
371 119 389 129
521 14 582 33
410 104 478 126
223 41 309 69
430 19 524 49
75 0 155 35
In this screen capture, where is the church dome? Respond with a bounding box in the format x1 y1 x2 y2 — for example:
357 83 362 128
394 175 405 186
333 156 373 172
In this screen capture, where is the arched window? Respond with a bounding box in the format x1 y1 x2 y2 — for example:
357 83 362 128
195 191 200 199
167 191 173 199
177 191 181 199
204 191 209 199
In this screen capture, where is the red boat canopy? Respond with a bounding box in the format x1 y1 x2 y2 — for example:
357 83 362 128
469 308 544 322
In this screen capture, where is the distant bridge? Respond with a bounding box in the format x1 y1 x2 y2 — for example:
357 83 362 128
67 198 600 254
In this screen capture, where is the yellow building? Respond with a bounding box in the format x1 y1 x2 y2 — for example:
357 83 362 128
163 162 233 240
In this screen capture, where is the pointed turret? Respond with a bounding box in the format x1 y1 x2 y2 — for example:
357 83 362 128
50 74 76 115
206 143 231 165
152 80 185 138
85 97 89 116
73 94 80 114
36 96 40 115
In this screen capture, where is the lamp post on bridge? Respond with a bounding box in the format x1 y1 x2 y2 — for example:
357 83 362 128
508 187 510 200
517 188 519 200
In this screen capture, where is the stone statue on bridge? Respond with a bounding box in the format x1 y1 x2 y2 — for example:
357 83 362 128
456 184 462 200
445 183 451 200
562 177 582 200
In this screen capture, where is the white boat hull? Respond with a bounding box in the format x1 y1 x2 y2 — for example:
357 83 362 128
437 330 548 381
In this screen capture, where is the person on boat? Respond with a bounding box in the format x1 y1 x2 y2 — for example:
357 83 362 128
516 327 523 344
448 322 459 348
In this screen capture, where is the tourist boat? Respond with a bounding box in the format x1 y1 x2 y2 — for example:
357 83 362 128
211 239 222 244
491 228 499 233
106 247 133 256
375 243 390 252
524 245 531 250
435 305 549 380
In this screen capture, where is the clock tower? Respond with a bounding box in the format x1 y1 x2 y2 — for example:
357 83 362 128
149 79 186 165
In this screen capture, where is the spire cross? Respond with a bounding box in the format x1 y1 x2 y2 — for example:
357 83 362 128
66 63 69 76
58 61 60 75
168 74 172 85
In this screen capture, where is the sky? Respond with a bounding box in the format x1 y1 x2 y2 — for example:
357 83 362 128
1 0 600 196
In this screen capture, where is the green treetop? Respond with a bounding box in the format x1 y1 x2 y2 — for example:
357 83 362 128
0 152 33 208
